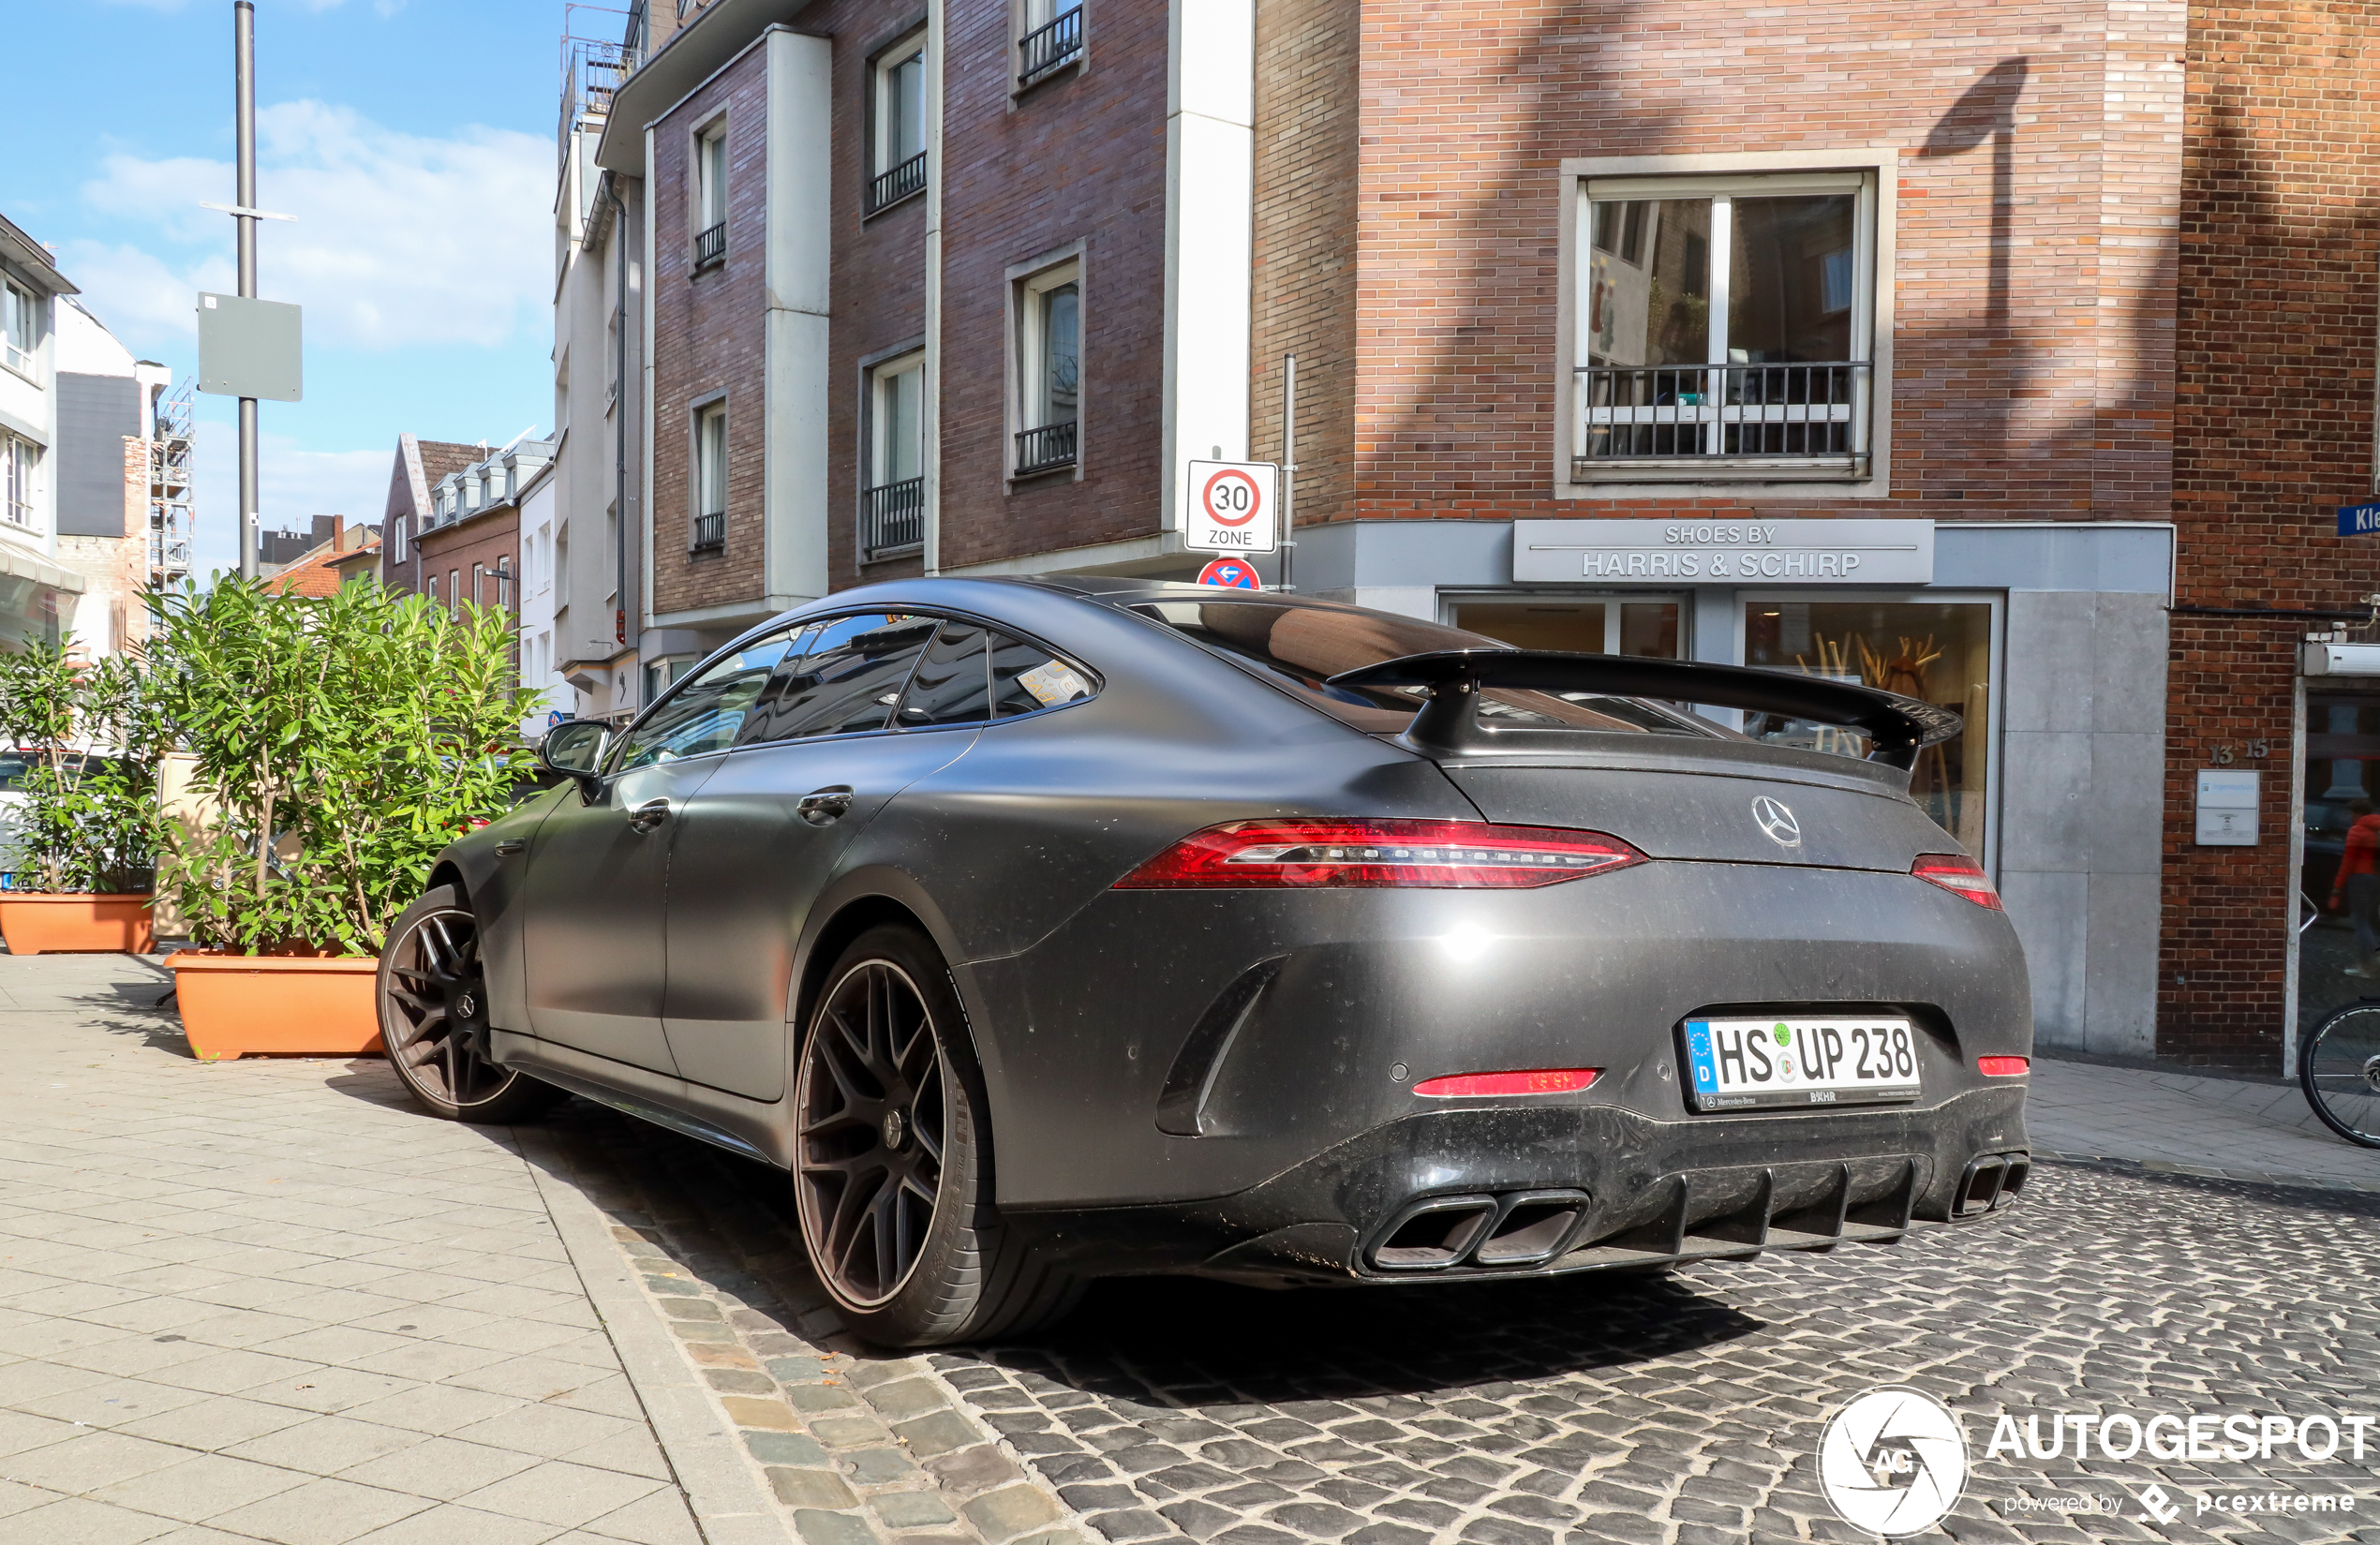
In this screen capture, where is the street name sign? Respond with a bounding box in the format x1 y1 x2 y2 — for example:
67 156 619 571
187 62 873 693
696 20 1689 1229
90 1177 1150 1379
2338 503 2380 536
1512 518 1934 586
1185 461 1280 553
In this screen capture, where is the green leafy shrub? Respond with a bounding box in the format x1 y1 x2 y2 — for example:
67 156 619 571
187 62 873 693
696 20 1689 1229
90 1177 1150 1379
147 579 537 957
0 641 165 895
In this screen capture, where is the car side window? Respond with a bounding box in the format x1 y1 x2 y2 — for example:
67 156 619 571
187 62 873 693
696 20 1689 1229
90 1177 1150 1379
897 620 993 728
989 631 1095 718
758 613 940 742
613 628 804 771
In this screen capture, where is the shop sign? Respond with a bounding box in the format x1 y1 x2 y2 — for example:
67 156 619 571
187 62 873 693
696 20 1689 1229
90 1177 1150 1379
1512 519 1934 587
2195 770 2258 846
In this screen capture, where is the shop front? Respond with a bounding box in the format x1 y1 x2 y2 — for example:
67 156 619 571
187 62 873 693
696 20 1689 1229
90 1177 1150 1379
2291 662 2380 1066
1300 514 2173 1057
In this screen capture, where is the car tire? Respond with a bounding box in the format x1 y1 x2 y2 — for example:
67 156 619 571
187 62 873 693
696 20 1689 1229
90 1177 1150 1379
793 923 1081 1347
379 884 564 1125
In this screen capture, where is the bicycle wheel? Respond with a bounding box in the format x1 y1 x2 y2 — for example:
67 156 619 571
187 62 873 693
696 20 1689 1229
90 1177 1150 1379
2301 1003 2380 1150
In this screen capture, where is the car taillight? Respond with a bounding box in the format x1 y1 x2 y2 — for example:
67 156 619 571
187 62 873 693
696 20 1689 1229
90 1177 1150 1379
1977 1056 2029 1077
1113 819 1647 890
1413 1068 1599 1097
1912 853 2001 910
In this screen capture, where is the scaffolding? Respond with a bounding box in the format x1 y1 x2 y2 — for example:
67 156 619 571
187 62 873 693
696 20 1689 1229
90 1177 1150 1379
148 379 194 588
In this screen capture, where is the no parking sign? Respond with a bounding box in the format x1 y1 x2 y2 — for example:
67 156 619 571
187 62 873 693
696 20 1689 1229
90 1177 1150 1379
1184 460 1279 553
1195 557 1262 589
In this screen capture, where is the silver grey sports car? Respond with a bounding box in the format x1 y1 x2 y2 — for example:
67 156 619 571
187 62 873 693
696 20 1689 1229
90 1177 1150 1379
380 579 2032 1346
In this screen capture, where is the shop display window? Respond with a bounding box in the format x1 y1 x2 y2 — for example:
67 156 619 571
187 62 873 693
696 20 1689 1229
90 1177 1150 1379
2298 693 2380 1041
1743 600 1993 854
1450 600 1681 659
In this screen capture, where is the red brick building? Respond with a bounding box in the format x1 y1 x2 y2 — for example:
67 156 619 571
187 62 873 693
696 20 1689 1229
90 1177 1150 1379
562 0 2380 1069
373 434 552 617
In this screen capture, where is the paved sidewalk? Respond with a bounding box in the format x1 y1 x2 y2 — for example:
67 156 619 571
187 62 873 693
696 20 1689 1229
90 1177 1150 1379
0 954 1082 1545
2029 1051 2380 1194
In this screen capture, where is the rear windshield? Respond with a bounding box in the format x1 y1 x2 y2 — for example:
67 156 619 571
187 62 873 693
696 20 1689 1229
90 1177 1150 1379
1126 599 1721 737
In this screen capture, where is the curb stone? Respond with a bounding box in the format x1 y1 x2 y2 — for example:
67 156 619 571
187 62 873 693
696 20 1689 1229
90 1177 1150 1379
519 1125 791 1545
2034 1149 2380 1197
533 1104 1090 1545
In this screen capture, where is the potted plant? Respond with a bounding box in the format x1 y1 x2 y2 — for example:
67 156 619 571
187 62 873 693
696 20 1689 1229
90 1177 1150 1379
148 580 535 1060
0 641 162 955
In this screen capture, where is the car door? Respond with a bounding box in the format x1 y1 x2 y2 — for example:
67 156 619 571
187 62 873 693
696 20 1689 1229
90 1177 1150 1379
659 614 991 1101
519 628 802 1074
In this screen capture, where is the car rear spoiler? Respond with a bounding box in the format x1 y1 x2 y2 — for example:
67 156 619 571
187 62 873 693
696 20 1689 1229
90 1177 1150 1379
1324 649 1963 769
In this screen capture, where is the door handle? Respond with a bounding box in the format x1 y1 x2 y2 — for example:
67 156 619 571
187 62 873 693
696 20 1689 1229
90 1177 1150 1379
796 787 855 826
494 839 526 856
628 798 672 834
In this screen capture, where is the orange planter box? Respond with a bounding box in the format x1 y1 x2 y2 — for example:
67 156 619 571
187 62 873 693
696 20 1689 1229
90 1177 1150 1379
0 893 155 956
168 951 384 1062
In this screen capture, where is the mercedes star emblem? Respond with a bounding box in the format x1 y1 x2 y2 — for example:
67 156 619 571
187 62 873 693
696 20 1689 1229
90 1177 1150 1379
1752 795 1802 848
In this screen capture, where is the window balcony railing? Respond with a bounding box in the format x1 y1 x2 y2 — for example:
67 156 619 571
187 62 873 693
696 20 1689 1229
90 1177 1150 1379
861 476 925 560
1013 420 1078 478
1573 361 1873 478
1018 9 1084 86
692 220 725 270
692 510 724 552
867 152 928 215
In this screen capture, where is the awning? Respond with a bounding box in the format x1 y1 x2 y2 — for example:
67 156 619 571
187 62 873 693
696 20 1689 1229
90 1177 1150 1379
0 543 88 596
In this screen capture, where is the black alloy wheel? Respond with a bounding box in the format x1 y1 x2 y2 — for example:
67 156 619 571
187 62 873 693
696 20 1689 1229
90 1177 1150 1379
379 884 560 1124
791 924 1082 1345
796 957 948 1308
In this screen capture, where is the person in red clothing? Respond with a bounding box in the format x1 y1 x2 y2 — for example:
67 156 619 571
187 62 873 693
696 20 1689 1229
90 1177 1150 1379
2330 798 2380 975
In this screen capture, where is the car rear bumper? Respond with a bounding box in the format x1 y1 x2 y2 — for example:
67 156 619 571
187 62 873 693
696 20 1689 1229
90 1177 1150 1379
1007 1084 2029 1286
966 859 2033 1211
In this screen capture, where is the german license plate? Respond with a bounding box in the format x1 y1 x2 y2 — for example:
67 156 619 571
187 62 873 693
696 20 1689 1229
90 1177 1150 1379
1682 1016 1921 1111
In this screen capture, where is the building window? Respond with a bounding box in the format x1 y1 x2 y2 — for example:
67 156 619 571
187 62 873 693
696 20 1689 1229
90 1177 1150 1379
1572 169 1877 482
1742 597 1997 859
692 120 727 269
692 399 727 552
426 572 439 605
644 656 693 706
606 308 622 409
862 353 926 560
448 570 461 615
1013 260 1079 478
1 280 35 378
392 512 409 564
1450 597 1682 660
2 436 38 528
867 34 928 215
1018 0 1082 87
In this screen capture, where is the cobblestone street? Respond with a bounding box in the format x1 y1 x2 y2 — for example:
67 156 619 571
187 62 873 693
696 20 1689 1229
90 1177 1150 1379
4 954 2378 1545
584 1107 2380 1545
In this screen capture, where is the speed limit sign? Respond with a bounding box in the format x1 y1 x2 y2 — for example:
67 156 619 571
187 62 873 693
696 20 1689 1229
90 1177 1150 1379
1184 460 1279 553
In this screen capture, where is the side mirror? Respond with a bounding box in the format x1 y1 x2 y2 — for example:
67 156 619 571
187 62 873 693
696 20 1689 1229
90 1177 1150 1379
538 720 611 788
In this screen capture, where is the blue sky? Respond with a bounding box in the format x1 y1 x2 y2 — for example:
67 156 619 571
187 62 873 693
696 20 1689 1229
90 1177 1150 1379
3 0 602 576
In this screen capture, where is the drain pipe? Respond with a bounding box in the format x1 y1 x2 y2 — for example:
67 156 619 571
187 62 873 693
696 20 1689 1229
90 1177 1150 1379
605 175 632 690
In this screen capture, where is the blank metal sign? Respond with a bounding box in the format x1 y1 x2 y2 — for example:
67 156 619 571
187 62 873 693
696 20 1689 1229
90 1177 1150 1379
197 293 303 402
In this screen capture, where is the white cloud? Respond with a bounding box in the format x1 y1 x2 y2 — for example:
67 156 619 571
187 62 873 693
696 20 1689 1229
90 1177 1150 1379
187 421 394 578
62 101 548 357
